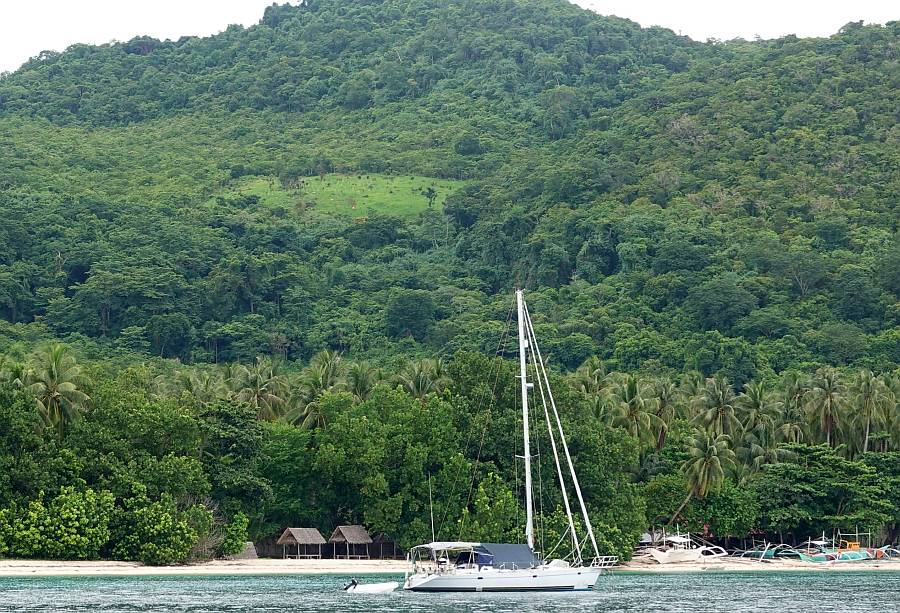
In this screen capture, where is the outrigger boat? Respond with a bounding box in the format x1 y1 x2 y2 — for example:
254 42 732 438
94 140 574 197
733 531 900 563
643 534 728 564
403 290 618 592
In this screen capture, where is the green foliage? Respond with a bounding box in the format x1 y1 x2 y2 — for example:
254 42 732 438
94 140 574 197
218 175 462 218
458 473 520 543
0 4 895 375
258 423 316 534
0 0 897 563
220 512 249 557
860 453 900 542
0 509 8 557
0 389 70 506
111 493 202 566
2 488 113 560
384 289 435 341
643 473 688 527
198 400 272 517
754 444 892 537
685 480 759 541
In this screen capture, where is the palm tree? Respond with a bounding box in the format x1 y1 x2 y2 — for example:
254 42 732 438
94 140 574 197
0 355 26 389
851 370 892 454
807 368 846 447
285 394 329 430
737 381 780 433
884 373 900 452
585 392 610 423
232 358 287 421
570 356 608 396
777 374 809 443
677 371 705 417
283 350 347 429
395 359 449 401
24 344 90 438
735 381 781 472
605 374 660 447
343 360 381 403
670 431 736 524
173 369 227 405
648 378 678 451
692 375 741 438
220 362 246 396
302 350 346 399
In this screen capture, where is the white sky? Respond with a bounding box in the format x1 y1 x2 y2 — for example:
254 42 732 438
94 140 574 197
577 1 897 41
0 1 896 74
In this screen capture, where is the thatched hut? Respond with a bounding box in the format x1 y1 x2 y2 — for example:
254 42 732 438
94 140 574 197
372 533 401 559
329 525 373 559
276 527 327 559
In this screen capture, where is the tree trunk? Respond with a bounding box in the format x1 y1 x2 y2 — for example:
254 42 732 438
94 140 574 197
656 427 667 451
863 416 870 454
667 491 693 526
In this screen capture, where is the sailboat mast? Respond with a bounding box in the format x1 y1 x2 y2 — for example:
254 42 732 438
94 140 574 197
516 289 535 550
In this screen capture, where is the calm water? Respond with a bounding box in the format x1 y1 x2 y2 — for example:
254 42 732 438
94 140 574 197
0 571 896 612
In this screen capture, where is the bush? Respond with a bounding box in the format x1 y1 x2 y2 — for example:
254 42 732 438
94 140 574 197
42 487 114 560
0 508 10 557
219 512 249 557
2 488 114 560
111 494 202 565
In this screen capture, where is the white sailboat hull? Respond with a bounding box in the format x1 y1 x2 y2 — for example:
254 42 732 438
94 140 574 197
404 566 601 592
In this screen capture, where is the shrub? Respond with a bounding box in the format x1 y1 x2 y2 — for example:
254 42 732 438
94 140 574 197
111 494 202 565
219 512 249 557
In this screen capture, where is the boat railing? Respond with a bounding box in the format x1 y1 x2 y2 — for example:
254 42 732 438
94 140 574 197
590 556 619 568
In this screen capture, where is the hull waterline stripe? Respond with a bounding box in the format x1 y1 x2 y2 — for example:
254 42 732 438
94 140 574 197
408 586 582 592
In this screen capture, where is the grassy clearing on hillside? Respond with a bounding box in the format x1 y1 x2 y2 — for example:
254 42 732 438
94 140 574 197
223 174 464 217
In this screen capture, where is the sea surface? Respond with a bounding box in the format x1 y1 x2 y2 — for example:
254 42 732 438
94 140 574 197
0 571 896 612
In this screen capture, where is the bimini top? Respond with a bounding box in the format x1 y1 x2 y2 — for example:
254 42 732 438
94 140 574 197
411 541 481 551
411 542 540 568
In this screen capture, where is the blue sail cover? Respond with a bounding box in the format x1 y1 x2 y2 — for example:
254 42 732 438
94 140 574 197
455 550 494 566
476 543 540 568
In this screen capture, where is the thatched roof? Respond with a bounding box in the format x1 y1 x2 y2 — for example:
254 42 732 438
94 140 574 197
371 532 395 544
276 527 327 546
329 525 373 544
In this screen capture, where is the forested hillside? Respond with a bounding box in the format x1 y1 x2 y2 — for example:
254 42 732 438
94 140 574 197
0 0 898 563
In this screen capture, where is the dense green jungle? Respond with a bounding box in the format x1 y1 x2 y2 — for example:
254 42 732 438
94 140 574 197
0 0 898 563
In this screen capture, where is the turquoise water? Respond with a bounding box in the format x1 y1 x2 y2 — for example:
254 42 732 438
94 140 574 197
0 571 896 612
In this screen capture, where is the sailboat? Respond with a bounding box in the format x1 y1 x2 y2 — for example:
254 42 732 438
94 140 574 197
403 290 618 592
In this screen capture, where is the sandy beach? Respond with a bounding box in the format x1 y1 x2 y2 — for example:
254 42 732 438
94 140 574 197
0 558 409 577
3 556 900 577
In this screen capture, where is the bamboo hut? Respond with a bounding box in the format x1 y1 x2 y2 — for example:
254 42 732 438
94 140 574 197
276 527 327 559
329 525 373 559
371 533 400 559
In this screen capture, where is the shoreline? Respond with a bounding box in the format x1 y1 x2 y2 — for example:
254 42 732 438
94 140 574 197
618 557 900 573
0 558 409 577
2 557 900 578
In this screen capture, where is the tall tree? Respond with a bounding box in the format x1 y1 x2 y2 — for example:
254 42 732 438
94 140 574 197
691 375 741 438
24 344 90 438
231 358 287 421
670 431 735 524
605 374 659 448
851 370 892 454
807 368 847 447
